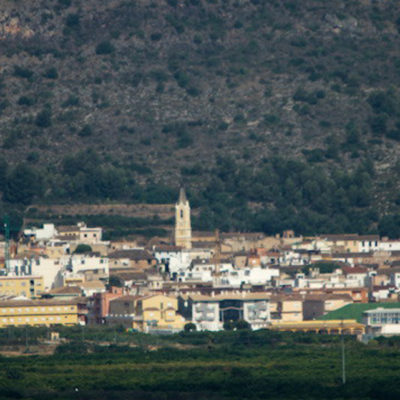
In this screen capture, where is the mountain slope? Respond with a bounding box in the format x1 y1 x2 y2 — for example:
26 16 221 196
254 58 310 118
1 0 400 236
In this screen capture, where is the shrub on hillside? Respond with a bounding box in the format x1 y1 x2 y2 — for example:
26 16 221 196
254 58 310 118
35 108 52 128
96 41 115 55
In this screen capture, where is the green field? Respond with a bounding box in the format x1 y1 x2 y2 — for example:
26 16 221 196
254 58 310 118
0 328 399 399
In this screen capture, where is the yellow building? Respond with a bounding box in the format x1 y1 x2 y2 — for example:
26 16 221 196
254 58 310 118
0 299 79 327
270 294 303 322
270 319 365 335
0 276 44 299
138 294 186 331
108 294 186 332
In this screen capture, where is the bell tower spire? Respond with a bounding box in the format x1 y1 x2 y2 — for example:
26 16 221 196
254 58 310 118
174 187 192 249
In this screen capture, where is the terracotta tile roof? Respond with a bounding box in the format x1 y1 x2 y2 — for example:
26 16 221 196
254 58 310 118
0 298 80 307
221 232 265 239
48 286 82 295
342 266 368 275
153 245 182 252
108 249 153 260
305 293 353 302
110 295 139 303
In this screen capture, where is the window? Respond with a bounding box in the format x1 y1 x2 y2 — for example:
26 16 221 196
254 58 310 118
180 210 183 218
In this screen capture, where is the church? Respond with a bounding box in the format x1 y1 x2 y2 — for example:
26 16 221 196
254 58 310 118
174 188 192 249
174 188 219 250
173 188 281 254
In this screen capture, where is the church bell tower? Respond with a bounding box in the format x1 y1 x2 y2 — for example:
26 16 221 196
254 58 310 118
174 188 192 249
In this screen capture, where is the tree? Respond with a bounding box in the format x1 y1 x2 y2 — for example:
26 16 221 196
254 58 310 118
95 41 115 55
0 158 8 191
3 164 42 205
73 244 92 254
108 275 123 288
224 320 251 330
184 322 197 332
235 320 251 330
35 108 52 128
223 320 235 331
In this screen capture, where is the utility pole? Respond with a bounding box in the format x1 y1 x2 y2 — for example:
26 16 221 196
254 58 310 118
4 216 10 273
25 326 29 353
341 320 346 385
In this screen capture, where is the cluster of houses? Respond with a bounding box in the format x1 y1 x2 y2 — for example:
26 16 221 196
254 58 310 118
1 189 400 337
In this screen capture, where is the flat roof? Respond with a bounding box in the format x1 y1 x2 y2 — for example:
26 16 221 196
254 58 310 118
188 293 270 302
364 308 400 314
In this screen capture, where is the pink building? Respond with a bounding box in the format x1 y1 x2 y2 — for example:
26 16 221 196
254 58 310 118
90 287 124 324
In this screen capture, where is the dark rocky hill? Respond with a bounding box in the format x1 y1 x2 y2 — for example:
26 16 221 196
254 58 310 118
1 0 400 236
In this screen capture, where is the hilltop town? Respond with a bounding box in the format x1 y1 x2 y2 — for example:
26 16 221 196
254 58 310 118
1 189 400 339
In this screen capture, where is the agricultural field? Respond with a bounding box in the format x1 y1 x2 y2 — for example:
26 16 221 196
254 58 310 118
0 327 398 399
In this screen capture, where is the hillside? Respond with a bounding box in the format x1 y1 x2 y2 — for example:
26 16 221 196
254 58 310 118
1 0 400 236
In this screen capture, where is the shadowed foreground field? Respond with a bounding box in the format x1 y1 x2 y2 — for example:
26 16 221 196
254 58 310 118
0 329 399 400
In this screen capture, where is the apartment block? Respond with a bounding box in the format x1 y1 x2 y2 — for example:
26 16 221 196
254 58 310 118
0 276 44 298
0 299 79 327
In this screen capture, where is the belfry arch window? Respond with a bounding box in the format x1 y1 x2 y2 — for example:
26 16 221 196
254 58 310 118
180 210 183 218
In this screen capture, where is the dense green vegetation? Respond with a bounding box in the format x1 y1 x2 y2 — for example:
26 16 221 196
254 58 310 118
0 328 399 399
2 1 400 236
